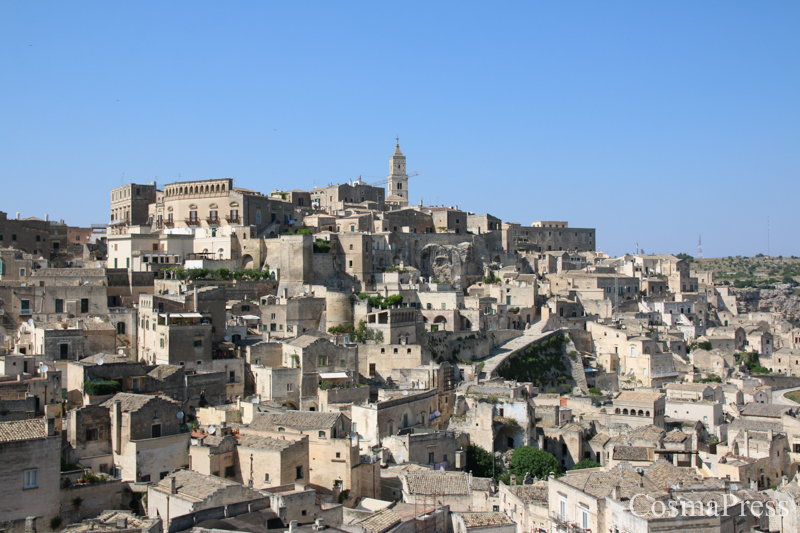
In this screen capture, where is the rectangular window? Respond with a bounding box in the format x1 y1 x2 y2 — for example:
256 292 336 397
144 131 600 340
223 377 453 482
151 424 162 438
287 383 293 392
20 299 30 313
55 299 64 313
24 468 38 489
296 466 303 480
86 428 99 441
225 466 235 478
264 473 270 482
318 356 327 366
428 452 435 464
194 339 203 347
60 344 69 359
80 298 89 313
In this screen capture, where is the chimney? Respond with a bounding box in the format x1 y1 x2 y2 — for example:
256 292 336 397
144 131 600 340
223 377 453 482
313 518 325 531
17 374 24 382
46 414 56 437
116 517 128 529
113 399 122 454
767 429 773 441
25 517 36 533
16 212 21 220
170 476 177 494
288 521 298 533
744 430 750 458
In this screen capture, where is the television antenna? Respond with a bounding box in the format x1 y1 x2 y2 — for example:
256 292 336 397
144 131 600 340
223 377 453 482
698 234 703 259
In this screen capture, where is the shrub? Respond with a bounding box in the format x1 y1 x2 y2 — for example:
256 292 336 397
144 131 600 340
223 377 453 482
84 379 120 396
465 445 503 478
571 459 601 470
588 387 601 395
50 517 63 531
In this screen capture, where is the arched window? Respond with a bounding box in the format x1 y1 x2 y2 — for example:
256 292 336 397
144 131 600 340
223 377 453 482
645 411 650 417
615 408 621 414
638 410 644 416
622 409 628 415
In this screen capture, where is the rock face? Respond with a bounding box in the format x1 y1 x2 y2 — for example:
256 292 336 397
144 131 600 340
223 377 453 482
733 286 800 323
418 242 485 282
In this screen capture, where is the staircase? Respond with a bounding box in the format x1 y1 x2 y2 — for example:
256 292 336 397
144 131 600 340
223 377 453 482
565 338 589 393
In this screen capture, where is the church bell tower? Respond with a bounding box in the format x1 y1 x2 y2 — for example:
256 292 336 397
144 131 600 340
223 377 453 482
387 138 408 201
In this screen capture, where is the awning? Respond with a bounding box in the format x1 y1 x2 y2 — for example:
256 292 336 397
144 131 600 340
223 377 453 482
159 313 203 319
239 315 261 320
319 372 348 379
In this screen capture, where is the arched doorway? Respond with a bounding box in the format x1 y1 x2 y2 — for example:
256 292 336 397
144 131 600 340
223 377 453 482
241 255 254 269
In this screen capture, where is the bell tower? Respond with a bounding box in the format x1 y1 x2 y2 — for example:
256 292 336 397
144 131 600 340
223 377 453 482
387 138 408 201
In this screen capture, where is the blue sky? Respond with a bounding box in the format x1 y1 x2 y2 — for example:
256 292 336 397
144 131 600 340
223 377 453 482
1 2 798 257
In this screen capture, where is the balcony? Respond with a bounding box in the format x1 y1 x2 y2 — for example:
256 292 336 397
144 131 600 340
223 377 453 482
225 215 240 224
206 217 221 226
185 218 200 226
164 219 175 227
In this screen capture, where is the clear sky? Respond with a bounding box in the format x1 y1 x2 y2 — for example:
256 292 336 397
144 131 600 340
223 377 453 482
1 2 798 257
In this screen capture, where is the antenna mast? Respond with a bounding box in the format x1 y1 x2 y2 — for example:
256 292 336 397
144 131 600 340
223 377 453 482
697 235 703 259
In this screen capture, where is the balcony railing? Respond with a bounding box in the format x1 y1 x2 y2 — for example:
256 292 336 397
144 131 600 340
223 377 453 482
185 218 200 226
207 217 220 225
164 219 175 227
225 215 240 224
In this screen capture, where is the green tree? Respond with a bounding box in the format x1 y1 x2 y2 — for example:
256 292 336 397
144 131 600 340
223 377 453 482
508 446 560 479
386 294 404 307
215 268 231 280
571 459 601 471
465 445 502 478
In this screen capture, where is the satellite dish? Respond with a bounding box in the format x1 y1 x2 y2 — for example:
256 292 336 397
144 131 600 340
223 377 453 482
208 426 217 435
397 455 403 462
28 319 34 325
96 358 104 366
176 411 184 419
402 390 408 396
41 364 49 373
118 349 124 355
251 397 259 404
224 336 230 342
731 484 738 491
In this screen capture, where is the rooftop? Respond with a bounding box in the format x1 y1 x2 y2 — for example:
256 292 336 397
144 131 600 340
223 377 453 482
404 470 470 496
0 418 49 443
459 512 514 528
249 411 342 431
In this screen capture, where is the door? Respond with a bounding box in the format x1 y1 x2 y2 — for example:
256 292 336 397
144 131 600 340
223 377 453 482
60 344 69 359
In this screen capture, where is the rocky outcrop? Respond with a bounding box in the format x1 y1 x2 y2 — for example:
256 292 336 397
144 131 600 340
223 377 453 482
733 286 800 323
418 242 486 282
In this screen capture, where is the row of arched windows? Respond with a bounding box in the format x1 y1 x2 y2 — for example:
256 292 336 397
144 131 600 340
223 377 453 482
615 408 650 417
165 183 226 196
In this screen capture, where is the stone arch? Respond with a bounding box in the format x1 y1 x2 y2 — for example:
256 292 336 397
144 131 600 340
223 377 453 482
615 408 621 414
622 409 629 415
644 346 651 354
392 254 401 265
241 254 254 269
282 401 298 410
645 411 650 417
217 247 225 259
638 410 644 416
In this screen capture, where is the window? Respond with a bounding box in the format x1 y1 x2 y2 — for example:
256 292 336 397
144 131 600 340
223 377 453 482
559 498 567 520
60 343 69 359
24 468 39 489
160 338 164 348
194 339 203 347
264 472 270 482
151 424 162 438
225 466 235 478
336 452 341 459
86 428 99 441
319 431 326 439
287 383 293 392
296 466 303 480
318 356 327 366
55 299 64 313
140 475 151 482
428 452 435 464
12 234 17 241
20 299 30 313
81 298 89 313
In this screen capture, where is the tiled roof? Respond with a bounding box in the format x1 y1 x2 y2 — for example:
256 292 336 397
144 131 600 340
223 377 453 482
249 411 342 431
0 419 49 443
288 335 322 348
613 446 651 461
147 365 182 380
80 353 130 364
459 512 514 528
237 434 295 451
558 463 661 499
355 509 401 533
643 459 699 489
590 432 610 446
154 469 251 501
101 392 178 412
663 429 689 443
628 425 665 442
404 470 470 495
506 481 548 503
739 403 796 418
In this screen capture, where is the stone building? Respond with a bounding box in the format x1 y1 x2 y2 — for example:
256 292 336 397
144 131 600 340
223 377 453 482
101 393 190 482
65 403 113 473
109 182 159 231
0 211 69 260
0 417 60 531
503 221 596 254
